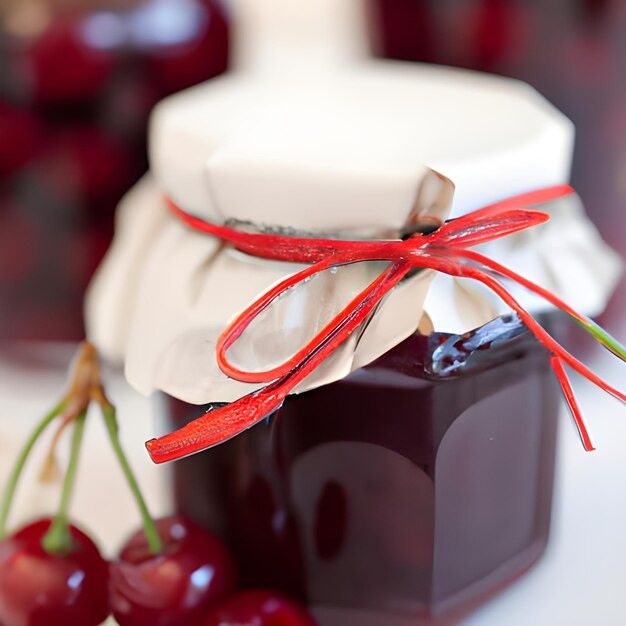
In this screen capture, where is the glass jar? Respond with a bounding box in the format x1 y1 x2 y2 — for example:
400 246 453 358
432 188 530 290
159 314 559 625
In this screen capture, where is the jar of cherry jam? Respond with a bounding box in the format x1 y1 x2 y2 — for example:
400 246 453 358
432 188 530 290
161 314 560 625
86 2 621 625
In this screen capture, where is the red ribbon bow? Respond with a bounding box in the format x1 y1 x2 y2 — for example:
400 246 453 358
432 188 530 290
146 185 625 463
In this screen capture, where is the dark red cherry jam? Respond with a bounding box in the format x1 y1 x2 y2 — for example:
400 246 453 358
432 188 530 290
160 314 559 625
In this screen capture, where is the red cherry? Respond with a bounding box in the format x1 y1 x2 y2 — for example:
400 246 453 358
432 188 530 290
0 103 45 178
24 20 113 105
110 516 236 626
202 590 317 626
0 518 110 626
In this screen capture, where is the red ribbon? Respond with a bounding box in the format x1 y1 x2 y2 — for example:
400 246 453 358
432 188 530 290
145 185 623 462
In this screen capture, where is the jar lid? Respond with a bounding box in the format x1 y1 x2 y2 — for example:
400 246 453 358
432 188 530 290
149 62 574 233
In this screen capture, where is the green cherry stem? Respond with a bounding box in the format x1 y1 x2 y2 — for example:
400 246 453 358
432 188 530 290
573 317 626 363
42 409 87 555
0 399 66 539
100 402 163 554
441 248 626 363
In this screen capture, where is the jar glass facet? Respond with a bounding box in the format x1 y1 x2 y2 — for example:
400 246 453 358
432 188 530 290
160 315 559 625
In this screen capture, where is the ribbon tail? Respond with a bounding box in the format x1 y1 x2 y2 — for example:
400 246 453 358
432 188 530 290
550 356 595 452
445 248 626 363
146 260 412 463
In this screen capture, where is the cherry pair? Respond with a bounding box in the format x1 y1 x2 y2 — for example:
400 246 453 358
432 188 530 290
0 342 314 626
0 515 311 626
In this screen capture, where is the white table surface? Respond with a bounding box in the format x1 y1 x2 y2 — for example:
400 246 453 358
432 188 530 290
0 339 624 626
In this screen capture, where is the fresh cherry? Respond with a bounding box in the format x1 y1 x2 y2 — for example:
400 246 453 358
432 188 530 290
202 590 317 626
110 516 237 626
0 518 110 626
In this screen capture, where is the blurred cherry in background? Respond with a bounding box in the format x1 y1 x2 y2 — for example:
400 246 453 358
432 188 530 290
0 0 229 341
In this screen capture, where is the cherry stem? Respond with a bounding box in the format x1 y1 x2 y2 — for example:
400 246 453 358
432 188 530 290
573 317 626 362
0 399 66 539
42 409 87 555
442 247 626 362
455 262 626 403
100 403 163 554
